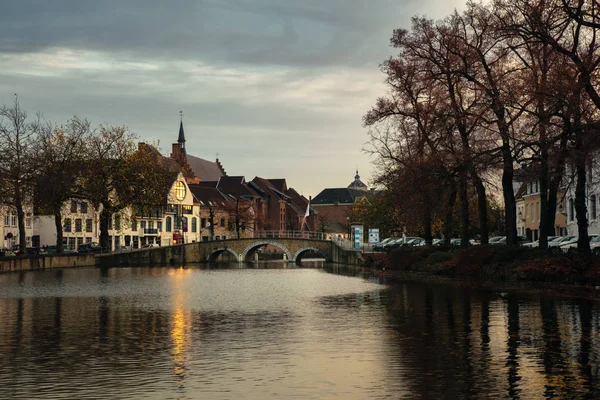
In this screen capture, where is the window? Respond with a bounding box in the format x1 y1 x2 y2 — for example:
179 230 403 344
592 195 597 220
26 215 32 228
86 219 93 233
182 205 193 214
4 215 9 226
71 200 77 213
149 220 154 230
64 218 72 232
132 219 137 231
68 237 76 249
141 220 147 230
174 181 186 201
201 218 206 229
157 221 162 231
569 198 575 221
77 237 84 246
75 218 82 232
166 217 172 232
81 202 88 214
115 214 121 231
183 217 188 231
11 215 16 226
220 218 225 227
192 217 197 233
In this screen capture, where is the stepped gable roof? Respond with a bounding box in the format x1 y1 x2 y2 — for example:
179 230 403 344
311 188 363 205
188 185 231 208
186 154 225 182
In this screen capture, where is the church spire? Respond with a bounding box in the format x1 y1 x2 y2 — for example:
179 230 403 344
178 110 186 148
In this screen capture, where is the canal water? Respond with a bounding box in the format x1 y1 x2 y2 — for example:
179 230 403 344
0 264 599 399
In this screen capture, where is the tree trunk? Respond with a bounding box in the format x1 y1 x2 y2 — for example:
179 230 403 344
423 202 433 246
443 178 457 245
575 152 590 253
458 169 470 248
15 185 26 250
54 208 64 253
472 172 488 245
545 131 569 245
501 142 517 246
539 138 550 250
99 208 111 253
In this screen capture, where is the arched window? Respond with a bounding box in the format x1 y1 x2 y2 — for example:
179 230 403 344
183 217 188 232
591 195 597 220
191 217 197 233
166 216 172 232
569 198 575 222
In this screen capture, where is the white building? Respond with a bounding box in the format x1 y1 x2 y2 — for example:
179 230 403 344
35 172 202 251
2 206 34 249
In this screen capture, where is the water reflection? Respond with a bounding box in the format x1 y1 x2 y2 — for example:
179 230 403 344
0 265 599 399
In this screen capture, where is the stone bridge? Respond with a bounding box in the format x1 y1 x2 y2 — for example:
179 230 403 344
96 238 362 267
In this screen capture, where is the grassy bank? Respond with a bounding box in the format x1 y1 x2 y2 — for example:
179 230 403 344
363 245 600 287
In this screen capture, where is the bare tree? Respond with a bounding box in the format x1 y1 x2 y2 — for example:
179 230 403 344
0 96 41 250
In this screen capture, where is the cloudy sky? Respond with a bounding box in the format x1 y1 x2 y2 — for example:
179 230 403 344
0 0 466 197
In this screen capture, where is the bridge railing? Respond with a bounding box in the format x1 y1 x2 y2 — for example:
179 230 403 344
254 230 329 241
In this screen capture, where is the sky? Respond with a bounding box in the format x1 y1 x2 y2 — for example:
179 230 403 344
0 0 466 197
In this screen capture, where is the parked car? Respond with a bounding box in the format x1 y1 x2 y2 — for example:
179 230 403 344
78 242 102 253
590 236 600 254
560 235 599 253
406 237 425 246
142 243 160 248
373 237 397 252
488 236 506 245
432 239 444 246
10 245 41 256
522 236 559 248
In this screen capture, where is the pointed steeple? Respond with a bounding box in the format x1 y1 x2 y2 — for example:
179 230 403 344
178 111 186 147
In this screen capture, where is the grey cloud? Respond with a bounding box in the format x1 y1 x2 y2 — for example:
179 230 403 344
0 0 461 68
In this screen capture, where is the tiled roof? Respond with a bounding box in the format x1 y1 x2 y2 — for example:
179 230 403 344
268 179 287 193
188 186 231 208
186 154 225 182
311 188 364 205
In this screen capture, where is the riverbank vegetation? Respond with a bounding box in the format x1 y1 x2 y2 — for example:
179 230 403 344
365 246 600 286
363 0 600 253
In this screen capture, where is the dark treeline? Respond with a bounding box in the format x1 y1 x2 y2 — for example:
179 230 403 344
364 0 600 252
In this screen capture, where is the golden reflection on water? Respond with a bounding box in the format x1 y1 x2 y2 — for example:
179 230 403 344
169 267 192 393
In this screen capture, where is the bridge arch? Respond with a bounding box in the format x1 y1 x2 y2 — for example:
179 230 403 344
241 240 292 262
293 247 326 263
206 247 239 262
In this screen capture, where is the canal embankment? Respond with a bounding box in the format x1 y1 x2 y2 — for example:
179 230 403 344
0 254 96 274
362 245 600 289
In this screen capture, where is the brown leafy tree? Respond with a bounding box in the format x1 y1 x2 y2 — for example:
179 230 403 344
35 117 90 252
